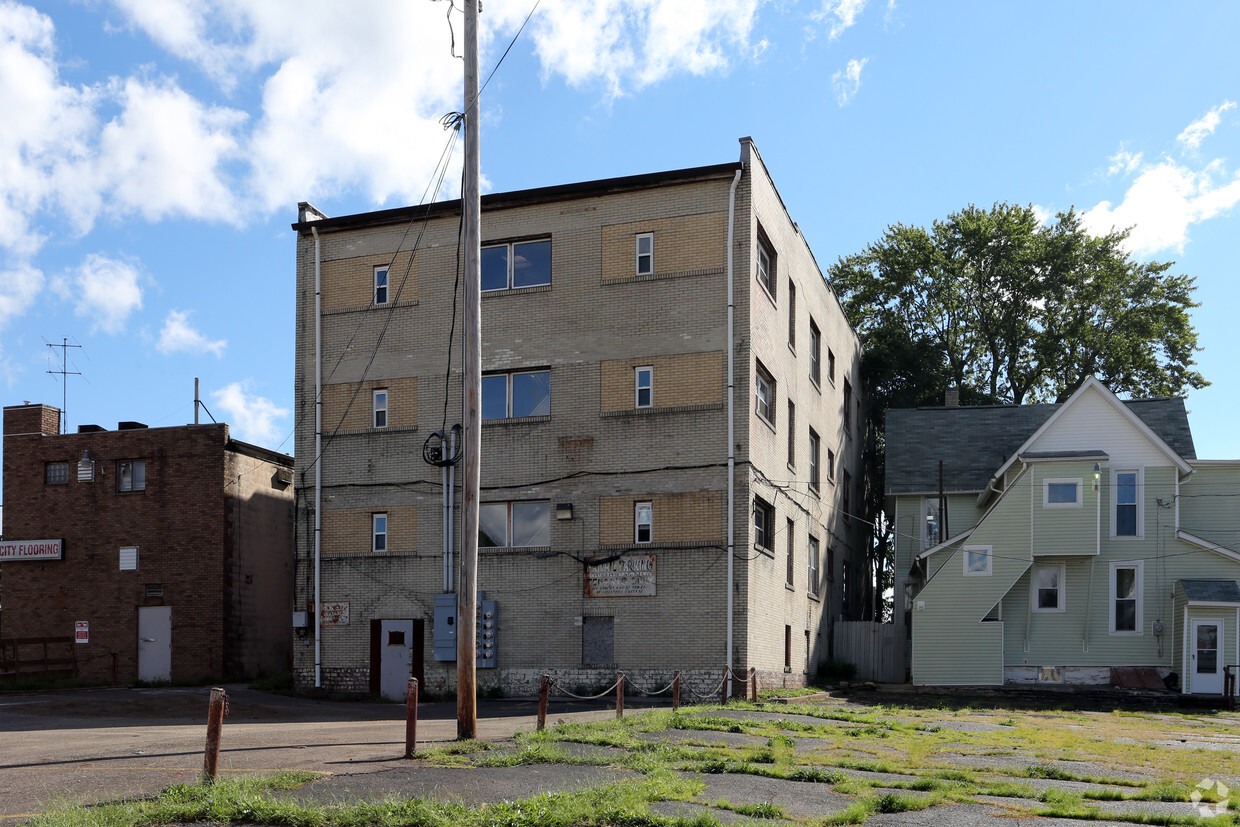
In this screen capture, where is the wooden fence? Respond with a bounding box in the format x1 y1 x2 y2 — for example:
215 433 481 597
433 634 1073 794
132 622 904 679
832 621 905 683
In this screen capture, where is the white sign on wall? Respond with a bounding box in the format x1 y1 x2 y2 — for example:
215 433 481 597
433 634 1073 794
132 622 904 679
75 621 89 644
585 554 656 597
0 539 63 561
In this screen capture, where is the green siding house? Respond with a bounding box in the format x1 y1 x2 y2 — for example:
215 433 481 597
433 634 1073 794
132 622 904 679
887 377 1240 693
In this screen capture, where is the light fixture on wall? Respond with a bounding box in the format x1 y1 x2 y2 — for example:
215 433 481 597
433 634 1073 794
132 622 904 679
555 503 574 521
1093 462 1101 492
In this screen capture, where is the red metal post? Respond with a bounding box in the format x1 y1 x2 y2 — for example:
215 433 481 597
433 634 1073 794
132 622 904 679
405 678 419 758
616 672 624 718
202 687 227 782
750 668 757 701
538 675 549 731
672 670 681 712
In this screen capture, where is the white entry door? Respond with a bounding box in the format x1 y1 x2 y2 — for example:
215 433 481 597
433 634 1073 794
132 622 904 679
1191 619 1223 694
379 619 414 701
138 606 172 682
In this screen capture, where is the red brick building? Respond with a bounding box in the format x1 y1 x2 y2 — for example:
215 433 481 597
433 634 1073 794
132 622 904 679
1 403 294 684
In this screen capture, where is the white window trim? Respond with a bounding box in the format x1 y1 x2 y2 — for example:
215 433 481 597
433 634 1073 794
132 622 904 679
1110 467 1144 539
373 389 388 429
635 366 653 409
962 545 993 577
808 427 821 492
755 362 775 424
635 501 653 544
808 536 821 597
1109 560 1144 635
635 232 653 276
1031 563 1066 613
374 265 389 305
921 496 941 552
372 513 388 553
1043 478 1082 508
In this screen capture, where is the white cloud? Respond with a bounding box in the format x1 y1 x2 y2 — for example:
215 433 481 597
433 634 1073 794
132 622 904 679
211 380 287 445
0 261 42 329
157 309 226 356
69 253 143 333
1107 147 1143 177
812 0 867 40
1176 101 1235 151
1082 158 1240 257
832 57 868 106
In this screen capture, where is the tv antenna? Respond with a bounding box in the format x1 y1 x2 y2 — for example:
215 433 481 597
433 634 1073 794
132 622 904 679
44 337 86 434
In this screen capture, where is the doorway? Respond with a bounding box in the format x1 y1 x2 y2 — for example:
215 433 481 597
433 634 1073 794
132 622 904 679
370 619 424 700
138 605 172 682
1190 619 1223 694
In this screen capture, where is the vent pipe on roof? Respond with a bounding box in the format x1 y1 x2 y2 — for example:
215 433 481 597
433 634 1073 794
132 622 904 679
944 387 960 407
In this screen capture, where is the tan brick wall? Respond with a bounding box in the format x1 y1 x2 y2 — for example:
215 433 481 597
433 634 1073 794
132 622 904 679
322 376 417 432
599 351 723 412
322 249 419 311
323 505 416 555
598 491 723 545
600 212 726 280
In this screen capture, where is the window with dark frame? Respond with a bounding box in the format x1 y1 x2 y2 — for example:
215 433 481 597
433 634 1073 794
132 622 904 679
374 265 389 305
787 280 796 349
482 370 551 420
45 462 69 485
482 238 552 291
754 496 775 552
118 461 146 492
786 519 795 587
784 624 792 670
808 535 820 597
827 448 836 482
1113 563 1140 633
809 320 821 385
478 501 551 548
827 348 836 385
757 227 776 297
755 361 775 424
842 470 851 522
787 400 796 467
843 378 853 431
808 427 821 492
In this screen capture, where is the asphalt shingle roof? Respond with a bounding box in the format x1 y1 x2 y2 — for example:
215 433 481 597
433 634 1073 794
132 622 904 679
885 397 1196 495
1181 579 1240 603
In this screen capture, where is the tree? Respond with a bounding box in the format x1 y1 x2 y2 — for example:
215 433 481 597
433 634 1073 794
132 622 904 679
830 202 1207 619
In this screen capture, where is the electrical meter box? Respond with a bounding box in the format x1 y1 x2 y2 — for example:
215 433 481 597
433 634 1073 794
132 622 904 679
433 592 498 668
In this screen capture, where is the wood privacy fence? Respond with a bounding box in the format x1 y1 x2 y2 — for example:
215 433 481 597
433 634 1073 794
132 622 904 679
832 621 905 683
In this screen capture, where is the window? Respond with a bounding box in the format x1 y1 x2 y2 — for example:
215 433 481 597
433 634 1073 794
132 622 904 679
635 366 653 409
808 428 821 492
482 370 550 420
1032 564 1065 612
757 228 776 297
479 501 551 548
1113 469 1142 538
482 238 551 291
922 498 941 551
843 379 853 432
787 280 796 349
45 462 68 485
119 546 138 571
1111 561 1143 634
118 461 146 492
963 545 992 577
635 232 653 276
372 513 388 553
809 320 821 385
827 349 836 385
827 545 836 582
842 470 852 522
787 401 796 467
372 389 388 428
754 496 774 552
1044 478 1081 507
842 560 852 614
786 519 795 586
784 625 792 670
808 535 820 597
827 449 836 483
635 501 653 544
582 616 614 666
755 361 775 424
374 266 389 305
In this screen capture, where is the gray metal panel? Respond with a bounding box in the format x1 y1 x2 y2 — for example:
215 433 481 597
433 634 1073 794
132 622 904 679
1180 579 1240 603
433 593 456 661
886 397 1195 495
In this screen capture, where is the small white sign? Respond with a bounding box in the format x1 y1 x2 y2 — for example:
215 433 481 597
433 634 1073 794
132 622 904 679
75 621 89 644
0 539 63 561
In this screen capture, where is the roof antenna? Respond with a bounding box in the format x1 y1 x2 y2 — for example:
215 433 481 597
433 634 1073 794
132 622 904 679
44 336 85 434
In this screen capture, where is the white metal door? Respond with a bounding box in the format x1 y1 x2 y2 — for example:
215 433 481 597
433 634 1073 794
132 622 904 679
138 606 172 682
379 619 414 701
1191 619 1223 694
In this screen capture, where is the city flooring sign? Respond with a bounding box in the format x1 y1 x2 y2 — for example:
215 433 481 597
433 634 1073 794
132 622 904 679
585 554 656 597
0 539 63 561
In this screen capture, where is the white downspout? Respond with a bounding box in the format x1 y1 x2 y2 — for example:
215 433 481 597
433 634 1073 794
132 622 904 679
312 226 323 688
725 167 742 696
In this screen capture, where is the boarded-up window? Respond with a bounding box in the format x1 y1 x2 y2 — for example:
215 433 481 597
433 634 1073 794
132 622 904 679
582 616 614 666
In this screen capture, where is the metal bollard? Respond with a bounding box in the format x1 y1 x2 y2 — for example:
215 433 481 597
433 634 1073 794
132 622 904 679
202 687 227 782
672 670 681 712
750 668 758 702
405 678 419 758
616 672 624 718
720 666 729 704
537 675 549 731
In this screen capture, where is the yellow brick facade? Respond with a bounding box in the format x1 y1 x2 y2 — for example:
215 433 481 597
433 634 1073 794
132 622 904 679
322 377 417 432
598 491 724 545
600 211 726 281
323 505 417 555
321 249 419 312
599 352 723 412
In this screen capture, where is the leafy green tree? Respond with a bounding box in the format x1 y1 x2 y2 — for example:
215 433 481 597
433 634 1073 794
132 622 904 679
830 203 1207 619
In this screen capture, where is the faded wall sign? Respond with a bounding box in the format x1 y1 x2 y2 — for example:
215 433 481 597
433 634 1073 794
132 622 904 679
585 554 655 597
315 601 350 626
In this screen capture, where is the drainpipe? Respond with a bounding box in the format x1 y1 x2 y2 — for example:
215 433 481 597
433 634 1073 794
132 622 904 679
312 226 323 689
725 167 742 695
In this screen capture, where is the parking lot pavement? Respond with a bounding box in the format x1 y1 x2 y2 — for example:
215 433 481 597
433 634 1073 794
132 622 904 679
0 684 643 820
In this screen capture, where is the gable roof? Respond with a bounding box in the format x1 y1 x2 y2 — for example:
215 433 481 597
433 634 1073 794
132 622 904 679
886 389 1196 495
1180 579 1240 603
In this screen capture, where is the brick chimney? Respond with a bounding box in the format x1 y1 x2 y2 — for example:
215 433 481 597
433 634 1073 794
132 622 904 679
3 403 61 436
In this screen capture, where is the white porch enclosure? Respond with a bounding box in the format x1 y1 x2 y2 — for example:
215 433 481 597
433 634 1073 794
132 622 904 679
832 621 906 683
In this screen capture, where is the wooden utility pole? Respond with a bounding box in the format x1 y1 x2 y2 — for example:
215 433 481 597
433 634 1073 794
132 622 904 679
457 0 481 740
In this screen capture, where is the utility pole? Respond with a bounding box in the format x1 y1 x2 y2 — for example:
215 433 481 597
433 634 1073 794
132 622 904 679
45 337 83 434
457 0 482 740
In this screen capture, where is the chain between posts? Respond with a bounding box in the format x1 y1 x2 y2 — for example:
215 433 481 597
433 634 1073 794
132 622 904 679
535 667 759 730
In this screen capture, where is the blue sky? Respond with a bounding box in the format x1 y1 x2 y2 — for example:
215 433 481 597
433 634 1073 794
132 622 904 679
1 0 1238 477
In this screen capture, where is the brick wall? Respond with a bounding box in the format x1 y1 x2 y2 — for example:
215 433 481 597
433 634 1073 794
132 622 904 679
599 352 723 412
